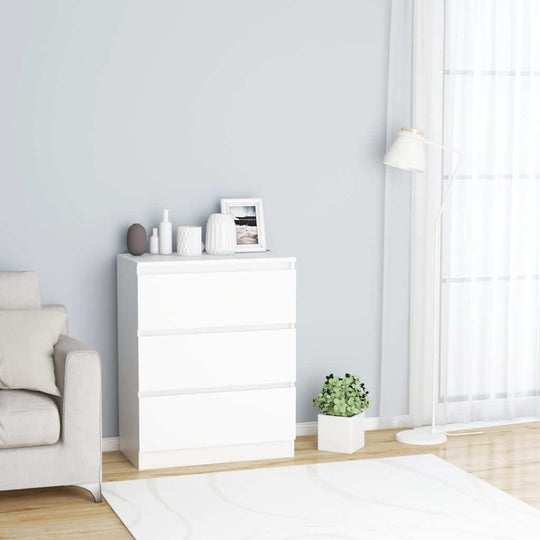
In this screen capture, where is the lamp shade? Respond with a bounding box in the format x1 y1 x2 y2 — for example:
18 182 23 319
383 128 426 173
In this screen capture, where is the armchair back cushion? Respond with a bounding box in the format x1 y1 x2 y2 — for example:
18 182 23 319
0 272 41 309
0 310 67 396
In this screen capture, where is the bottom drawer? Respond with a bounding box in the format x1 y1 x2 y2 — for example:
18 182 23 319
139 388 295 452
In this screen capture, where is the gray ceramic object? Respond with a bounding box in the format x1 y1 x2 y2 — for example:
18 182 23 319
127 223 147 256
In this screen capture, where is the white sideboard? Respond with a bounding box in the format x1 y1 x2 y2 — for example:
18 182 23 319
117 252 296 470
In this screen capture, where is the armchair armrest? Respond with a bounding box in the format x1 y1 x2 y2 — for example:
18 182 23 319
53 335 102 448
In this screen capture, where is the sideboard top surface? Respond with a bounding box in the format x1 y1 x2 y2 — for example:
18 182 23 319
118 252 296 265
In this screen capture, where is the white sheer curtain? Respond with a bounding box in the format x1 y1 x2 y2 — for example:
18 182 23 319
381 0 540 427
379 0 414 427
440 0 540 423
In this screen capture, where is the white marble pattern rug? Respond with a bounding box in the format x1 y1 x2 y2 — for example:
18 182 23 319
103 454 540 540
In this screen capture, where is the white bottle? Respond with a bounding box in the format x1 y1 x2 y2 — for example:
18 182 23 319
150 227 159 254
159 209 173 254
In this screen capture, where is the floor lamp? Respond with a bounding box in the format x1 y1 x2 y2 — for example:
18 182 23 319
383 127 460 446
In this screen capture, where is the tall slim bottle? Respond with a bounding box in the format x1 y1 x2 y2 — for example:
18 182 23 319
159 209 173 254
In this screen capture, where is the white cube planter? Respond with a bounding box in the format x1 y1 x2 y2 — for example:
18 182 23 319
317 412 365 454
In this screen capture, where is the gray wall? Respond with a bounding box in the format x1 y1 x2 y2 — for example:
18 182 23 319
0 0 391 437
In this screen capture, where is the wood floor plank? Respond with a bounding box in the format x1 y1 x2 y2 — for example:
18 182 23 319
1 422 539 539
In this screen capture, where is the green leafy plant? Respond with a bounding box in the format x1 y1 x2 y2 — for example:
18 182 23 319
312 373 370 417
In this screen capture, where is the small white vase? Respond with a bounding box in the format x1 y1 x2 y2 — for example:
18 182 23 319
317 412 365 454
150 227 159 254
177 226 203 257
205 213 237 255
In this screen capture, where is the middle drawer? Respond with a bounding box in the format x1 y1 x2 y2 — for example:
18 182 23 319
138 329 296 393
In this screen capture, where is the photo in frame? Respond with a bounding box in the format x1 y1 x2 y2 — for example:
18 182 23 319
220 198 267 252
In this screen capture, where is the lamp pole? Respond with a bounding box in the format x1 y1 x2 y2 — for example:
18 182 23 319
427 140 461 441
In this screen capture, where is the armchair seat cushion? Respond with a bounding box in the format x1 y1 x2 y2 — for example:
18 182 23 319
0 390 60 449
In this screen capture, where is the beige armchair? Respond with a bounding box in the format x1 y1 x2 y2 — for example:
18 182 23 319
0 272 102 502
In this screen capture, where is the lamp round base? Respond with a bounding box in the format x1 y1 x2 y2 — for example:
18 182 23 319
396 429 447 446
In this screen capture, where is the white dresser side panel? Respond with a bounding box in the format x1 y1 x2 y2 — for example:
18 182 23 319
138 329 296 392
117 256 140 466
139 388 296 452
137 269 296 331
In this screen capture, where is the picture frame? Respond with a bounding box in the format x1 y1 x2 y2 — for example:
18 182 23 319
220 198 267 252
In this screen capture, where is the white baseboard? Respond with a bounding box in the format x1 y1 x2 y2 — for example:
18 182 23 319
102 415 412 453
102 437 120 452
295 421 318 436
295 414 412 436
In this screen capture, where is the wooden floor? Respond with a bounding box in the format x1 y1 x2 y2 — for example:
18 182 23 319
1 422 539 539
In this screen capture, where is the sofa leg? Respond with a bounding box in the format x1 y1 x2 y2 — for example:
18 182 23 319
78 482 102 503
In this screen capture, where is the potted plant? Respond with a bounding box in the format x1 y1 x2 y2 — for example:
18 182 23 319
313 373 370 454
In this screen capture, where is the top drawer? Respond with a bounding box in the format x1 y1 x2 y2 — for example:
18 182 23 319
137 269 296 332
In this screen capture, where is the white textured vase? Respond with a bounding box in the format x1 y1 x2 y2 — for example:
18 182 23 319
177 226 203 257
205 213 237 256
